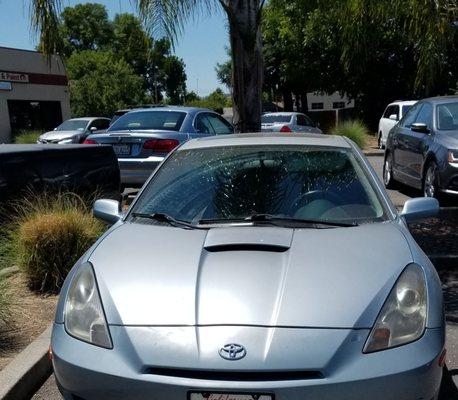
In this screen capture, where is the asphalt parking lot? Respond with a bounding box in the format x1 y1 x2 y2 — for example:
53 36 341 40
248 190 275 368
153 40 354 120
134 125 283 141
32 155 458 399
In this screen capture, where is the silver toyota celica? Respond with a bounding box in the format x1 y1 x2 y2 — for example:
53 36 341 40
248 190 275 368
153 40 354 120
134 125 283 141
51 133 444 400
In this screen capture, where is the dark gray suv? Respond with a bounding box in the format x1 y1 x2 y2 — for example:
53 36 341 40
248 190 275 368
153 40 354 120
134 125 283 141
383 96 458 200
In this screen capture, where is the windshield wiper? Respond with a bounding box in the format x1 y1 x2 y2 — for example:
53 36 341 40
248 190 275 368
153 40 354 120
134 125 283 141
199 214 358 228
131 212 201 229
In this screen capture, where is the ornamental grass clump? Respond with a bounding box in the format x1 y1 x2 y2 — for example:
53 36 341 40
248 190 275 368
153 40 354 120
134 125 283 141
331 120 368 149
15 193 104 293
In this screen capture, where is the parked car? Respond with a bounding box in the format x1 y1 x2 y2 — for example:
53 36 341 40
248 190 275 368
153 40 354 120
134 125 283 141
384 96 458 199
261 112 322 134
52 133 443 400
378 100 417 149
0 144 120 210
84 106 234 188
37 117 110 144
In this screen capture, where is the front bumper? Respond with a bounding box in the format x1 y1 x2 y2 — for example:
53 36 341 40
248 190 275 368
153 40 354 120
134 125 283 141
52 324 444 400
118 156 164 186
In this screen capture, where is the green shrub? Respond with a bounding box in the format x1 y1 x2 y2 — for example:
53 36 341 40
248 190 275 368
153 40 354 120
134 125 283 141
331 120 368 148
14 193 104 293
13 130 42 144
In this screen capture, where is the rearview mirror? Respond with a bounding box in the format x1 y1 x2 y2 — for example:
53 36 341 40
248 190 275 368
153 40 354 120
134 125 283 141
411 123 429 133
400 197 439 223
93 199 122 224
389 114 398 121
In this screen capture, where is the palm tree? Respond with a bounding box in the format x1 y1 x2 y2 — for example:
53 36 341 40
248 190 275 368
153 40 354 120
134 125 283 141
136 0 265 133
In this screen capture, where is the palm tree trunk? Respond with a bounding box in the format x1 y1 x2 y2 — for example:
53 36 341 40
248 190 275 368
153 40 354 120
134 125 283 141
225 0 263 133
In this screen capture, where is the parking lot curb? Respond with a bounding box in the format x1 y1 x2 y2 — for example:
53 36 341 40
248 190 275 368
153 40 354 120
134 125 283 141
0 325 52 400
363 150 384 157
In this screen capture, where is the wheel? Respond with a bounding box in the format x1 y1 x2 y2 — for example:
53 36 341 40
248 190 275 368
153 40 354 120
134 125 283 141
424 161 440 199
383 153 397 189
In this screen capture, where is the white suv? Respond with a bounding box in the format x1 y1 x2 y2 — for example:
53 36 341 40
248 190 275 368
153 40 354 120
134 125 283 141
378 100 417 149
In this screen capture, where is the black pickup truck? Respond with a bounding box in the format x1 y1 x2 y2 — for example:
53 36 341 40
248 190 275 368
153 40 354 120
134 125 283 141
0 144 120 206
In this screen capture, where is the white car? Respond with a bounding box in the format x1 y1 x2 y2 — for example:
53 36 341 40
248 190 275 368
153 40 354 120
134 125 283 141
378 101 417 149
261 112 322 134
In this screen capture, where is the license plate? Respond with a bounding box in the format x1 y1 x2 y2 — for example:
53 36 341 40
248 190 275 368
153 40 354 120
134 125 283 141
189 393 273 400
113 144 131 156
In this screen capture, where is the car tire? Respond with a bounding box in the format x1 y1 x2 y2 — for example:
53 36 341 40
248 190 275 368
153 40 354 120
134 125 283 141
423 161 441 199
383 153 397 189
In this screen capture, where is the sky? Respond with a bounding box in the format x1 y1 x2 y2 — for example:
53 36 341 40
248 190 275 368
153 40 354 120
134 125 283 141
0 0 229 96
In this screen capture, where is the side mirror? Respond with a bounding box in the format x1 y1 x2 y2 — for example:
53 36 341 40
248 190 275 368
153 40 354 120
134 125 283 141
389 114 398 121
90 127 98 132
400 197 439 224
411 123 429 134
93 199 122 224
54 127 58 131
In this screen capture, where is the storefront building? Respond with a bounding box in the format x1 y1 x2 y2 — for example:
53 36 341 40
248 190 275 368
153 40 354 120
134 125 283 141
0 46 71 143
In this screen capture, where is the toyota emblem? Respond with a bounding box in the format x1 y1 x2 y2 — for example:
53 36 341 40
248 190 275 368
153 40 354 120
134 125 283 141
219 344 247 360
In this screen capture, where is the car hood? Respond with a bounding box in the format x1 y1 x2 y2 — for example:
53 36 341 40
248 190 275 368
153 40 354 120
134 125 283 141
39 130 80 141
90 221 412 328
436 131 458 149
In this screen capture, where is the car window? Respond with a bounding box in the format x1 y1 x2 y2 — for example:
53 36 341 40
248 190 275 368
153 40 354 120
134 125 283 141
206 114 234 134
131 146 388 226
296 114 311 126
414 103 433 128
400 103 422 128
383 105 399 119
262 115 293 124
108 111 186 131
401 105 413 117
95 119 110 129
56 119 90 131
194 114 215 134
437 102 458 131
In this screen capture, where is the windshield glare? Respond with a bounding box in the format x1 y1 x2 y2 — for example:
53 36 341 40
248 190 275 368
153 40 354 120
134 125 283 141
262 115 293 124
108 111 186 131
131 146 388 226
56 120 89 131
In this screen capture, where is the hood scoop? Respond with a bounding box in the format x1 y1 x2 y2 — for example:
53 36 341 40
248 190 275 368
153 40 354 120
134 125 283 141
204 227 293 252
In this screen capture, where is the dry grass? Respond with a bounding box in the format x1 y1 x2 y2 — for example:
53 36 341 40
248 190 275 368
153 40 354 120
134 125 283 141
13 193 104 293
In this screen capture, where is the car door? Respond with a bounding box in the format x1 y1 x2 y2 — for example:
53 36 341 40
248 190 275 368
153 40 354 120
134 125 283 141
402 102 433 186
391 102 423 186
380 105 399 143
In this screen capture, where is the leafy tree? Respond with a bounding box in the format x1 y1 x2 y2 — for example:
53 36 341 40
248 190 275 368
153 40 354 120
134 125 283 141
185 89 231 113
216 60 232 90
112 13 150 77
58 3 113 57
163 55 187 104
66 50 145 117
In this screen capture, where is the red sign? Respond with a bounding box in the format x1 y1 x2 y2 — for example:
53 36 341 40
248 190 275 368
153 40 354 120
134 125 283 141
0 71 29 83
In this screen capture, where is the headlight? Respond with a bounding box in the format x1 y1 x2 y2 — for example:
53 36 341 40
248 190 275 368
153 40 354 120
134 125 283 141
64 262 112 348
364 264 427 353
448 150 458 164
58 138 74 144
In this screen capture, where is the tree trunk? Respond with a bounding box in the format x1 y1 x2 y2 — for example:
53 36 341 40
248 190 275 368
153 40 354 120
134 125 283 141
225 0 263 133
282 88 293 111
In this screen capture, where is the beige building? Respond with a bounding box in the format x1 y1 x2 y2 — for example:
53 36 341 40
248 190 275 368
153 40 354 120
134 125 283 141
0 47 71 143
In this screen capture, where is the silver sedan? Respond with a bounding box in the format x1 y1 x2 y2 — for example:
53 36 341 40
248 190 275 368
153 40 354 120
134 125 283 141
52 133 444 400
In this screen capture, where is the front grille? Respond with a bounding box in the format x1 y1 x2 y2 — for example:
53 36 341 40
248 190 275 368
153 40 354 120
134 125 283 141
145 367 323 381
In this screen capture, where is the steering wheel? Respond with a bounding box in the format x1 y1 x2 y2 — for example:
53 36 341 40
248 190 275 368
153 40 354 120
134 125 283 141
288 190 342 215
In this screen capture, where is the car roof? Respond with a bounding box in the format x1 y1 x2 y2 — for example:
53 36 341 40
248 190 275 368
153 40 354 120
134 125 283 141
179 133 351 151
68 117 108 121
263 112 298 116
421 95 458 105
388 100 418 106
126 106 213 115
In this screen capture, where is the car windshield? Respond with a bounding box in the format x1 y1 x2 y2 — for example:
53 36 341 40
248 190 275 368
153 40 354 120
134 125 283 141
262 115 293 124
56 120 89 131
108 111 186 131
131 145 388 226
437 102 458 131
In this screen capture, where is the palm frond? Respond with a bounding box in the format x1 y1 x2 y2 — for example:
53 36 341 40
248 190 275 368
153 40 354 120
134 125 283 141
29 0 63 56
136 0 218 45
